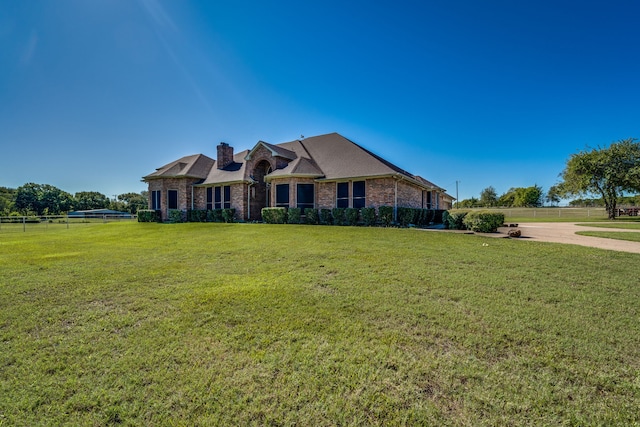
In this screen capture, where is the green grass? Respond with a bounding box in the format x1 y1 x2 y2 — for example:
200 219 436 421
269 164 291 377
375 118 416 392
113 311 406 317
576 231 640 242
577 222 640 230
2 223 640 425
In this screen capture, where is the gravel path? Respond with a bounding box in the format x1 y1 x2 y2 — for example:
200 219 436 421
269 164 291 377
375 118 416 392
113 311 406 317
497 222 640 254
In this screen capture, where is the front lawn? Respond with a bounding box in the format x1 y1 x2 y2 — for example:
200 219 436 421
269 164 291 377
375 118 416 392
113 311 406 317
1 223 639 425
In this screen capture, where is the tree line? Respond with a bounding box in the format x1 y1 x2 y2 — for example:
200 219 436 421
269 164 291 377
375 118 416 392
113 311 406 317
0 183 148 216
456 138 640 219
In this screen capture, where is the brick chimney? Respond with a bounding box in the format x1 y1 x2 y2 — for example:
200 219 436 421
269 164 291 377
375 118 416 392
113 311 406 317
217 142 234 169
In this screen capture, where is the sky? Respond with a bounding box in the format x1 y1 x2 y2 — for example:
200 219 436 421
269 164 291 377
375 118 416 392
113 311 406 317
1 0 639 202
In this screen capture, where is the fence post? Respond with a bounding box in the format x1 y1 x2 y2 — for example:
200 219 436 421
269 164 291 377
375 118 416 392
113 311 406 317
23 216 26 232
67 215 69 229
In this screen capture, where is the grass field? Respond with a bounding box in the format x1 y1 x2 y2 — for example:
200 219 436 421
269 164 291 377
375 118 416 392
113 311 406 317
576 231 640 242
2 223 640 425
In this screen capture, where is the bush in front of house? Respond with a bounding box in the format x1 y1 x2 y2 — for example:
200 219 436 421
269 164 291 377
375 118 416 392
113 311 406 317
262 207 287 224
207 209 223 223
187 210 208 222
332 208 346 226
222 208 236 223
345 208 359 226
304 208 319 225
138 210 161 223
463 211 505 233
444 210 469 230
361 207 376 226
168 209 184 223
378 206 394 227
397 207 420 227
320 209 333 225
287 207 302 224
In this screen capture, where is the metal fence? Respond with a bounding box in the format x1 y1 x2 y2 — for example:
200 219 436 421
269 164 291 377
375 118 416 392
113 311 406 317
0 215 137 233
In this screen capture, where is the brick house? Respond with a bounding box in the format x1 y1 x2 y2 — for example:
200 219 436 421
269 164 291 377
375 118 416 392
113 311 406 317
142 132 453 221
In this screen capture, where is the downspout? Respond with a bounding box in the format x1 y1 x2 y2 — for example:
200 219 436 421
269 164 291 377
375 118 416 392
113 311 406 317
247 181 254 221
191 186 194 211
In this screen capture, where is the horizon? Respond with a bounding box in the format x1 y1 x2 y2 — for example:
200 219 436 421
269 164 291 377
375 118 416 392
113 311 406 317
2 1 639 201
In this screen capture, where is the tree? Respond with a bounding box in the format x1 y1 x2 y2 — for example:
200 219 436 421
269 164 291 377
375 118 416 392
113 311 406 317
545 184 563 206
0 187 16 215
479 186 498 207
15 183 73 215
559 138 640 219
498 189 516 207
513 185 544 207
74 191 110 211
113 192 148 214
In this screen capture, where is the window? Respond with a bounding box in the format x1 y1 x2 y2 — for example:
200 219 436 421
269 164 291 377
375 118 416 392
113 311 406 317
426 191 432 209
275 184 289 208
206 188 213 210
151 190 161 210
336 182 349 208
352 181 365 209
168 190 178 210
223 186 231 209
213 186 231 209
297 184 315 210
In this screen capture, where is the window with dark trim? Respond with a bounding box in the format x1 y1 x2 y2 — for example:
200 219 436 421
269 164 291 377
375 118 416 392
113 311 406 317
275 184 289 208
223 186 231 209
206 188 213 210
214 187 222 209
168 190 178 210
151 190 161 210
336 182 349 208
352 181 365 209
426 191 432 209
297 184 315 210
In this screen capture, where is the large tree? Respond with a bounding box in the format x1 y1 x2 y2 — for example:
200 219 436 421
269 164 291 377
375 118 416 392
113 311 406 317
74 191 110 211
15 183 73 215
559 138 640 219
0 187 16 215
479 186 498 207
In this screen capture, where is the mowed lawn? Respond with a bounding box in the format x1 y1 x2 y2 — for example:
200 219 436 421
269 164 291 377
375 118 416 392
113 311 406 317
1 223 640 426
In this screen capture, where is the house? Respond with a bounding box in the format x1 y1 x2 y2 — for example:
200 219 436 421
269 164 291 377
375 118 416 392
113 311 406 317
142 132 453 221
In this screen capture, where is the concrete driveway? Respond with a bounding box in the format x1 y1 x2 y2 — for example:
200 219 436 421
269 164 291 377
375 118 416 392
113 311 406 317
498 222 640 254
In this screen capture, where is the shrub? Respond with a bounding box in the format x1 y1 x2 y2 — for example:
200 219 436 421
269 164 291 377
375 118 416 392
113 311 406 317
222 208 236 223
261 207 286 224
168 209 184 223
332 208 346 226
207 209 224 223
361 207 376 226
378 206 394 227
287 207 302 224
187 210 207 222
138 210 161 223
304 208 319 225
442 211 450 229
398 207 419 227
433 210 445 224
320 209 333 225
444 210 469 230
345 208 359 226
463 211 505 233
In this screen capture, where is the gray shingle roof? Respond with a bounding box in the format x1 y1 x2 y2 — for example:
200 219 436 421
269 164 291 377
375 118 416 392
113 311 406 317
143 154 214 180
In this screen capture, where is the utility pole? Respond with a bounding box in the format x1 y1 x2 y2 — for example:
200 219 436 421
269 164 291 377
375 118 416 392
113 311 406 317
455 181 459 209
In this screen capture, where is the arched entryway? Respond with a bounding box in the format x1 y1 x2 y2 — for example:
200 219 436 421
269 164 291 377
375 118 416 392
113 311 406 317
250 160 272 220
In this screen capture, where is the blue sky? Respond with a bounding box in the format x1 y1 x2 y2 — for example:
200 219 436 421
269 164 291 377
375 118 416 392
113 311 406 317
1 0 639 202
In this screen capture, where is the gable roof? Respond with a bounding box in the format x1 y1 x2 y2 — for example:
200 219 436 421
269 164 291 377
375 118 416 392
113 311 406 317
143 154 214 180
143 133 447 193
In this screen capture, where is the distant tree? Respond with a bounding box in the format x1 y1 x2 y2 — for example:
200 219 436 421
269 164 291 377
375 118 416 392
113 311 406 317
15 183 73 215
497 189 516 207
457 197 480 208
559 138 640 219
74 191 110 211
513 185 544 207
545 184 563 206
0 187 16 215
113 192 148 214
479 186 498 207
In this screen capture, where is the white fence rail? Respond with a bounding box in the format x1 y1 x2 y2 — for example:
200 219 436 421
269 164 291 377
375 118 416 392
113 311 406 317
0 215 137 232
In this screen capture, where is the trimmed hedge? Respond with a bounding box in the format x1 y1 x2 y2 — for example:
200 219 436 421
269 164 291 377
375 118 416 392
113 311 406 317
168 209 184 223
138 210 161 223
320 209 333 225
444 210 469 230
361 207 376 226
262 207 287 224
287 207 302 224
187 210 208 222
332 208 346 226
379 206 394 227
463 211 505 233
304 208 319 225
345 208 359 226
222 208 236 223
